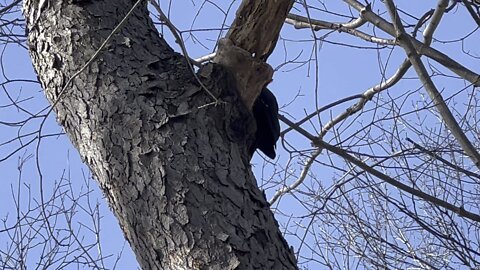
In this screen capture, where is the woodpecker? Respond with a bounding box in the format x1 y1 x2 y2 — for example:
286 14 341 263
250 88 280 159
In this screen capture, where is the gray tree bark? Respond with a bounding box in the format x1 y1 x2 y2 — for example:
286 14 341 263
23 0 298 269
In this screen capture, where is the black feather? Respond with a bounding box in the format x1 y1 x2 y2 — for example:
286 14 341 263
250 88 280 159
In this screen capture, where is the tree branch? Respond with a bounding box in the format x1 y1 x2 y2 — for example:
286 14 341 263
212 0 294 109
384 0 480 170
280 115 480 222
226 0 294 60
461 0 480 26
423 0 449 45
285 12 395 45
343 0 480 87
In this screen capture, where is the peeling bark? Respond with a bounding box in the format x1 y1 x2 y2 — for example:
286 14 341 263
23 0 297 269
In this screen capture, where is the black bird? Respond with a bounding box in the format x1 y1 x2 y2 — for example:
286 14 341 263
250 88 281 159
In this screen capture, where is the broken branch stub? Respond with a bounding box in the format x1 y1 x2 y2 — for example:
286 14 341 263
213 38 273 110
212 0 293 109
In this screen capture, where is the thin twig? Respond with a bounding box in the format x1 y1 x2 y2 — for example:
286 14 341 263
286 12 396 45
343 0 480 86
384 0 480 169
149 0 220 104
406 137 480 180
269 149 321 205
461 0 480 26
0 0 21 14
281 115 480 222
34 0 145 247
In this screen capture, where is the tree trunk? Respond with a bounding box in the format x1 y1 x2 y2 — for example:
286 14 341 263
23 0 297 269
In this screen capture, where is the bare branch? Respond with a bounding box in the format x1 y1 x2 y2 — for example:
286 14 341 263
423 0 449 45
269 149 321 205
285 13 395 45
343 0 480 86
461 0 480 26
384 0 480 169
280 113 480 222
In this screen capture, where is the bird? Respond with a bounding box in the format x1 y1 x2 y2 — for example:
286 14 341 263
250 88 281 159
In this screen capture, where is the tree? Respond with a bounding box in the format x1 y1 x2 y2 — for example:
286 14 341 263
1 0 480 269
19 0 297 269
